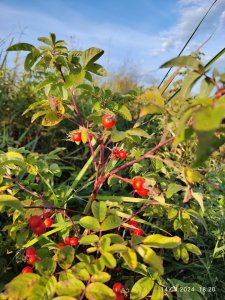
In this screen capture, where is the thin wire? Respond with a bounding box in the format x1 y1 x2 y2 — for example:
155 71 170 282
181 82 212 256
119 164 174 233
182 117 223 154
158 0 219 88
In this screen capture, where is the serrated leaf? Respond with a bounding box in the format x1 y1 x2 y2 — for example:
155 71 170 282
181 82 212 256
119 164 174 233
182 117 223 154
118 105 132 121
166 183 185 198
65 69 86 89
79 216 100 231
92 201 107 222
160 55 203 70
56 277 85 297
141 245 164 275
0 194 24 212
142 234 181 248
91 272 111 283
85 282 115 300
121 247 137 270
130 277 154 300
79 235 99 245
86 63 107 76
126 128 150 138
191 191 204 213
42 111 64 127
82 48 104 67
4 273 40 299
151 284 164 300
28 275 57 300
111 131 127 142
101 215 121 231
101 252 116 269
54 246 75 269
7 43 35 52
35 257 57 276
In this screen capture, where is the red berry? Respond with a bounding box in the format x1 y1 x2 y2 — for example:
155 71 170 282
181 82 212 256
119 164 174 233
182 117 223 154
21 266 33 274
132 177 145 191
28 216 42 228
44 218 53 228
136 187 149 197
27 255 39 264
25 247 36 257
132 228 144 236
128 220 138 228
102 114 116 129
58 243 65 248
33 222 46 235
70 237 79 246
113 282 124 293
115 292 124 300
71 132 82 142
65 237 71 245
112 148 120 158
118 150 127 160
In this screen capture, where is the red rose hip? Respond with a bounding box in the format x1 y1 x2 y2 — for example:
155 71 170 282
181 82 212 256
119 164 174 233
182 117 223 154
44 218 53 228
132 177 145 191
25 247 36 257
33 222 46 235
71 132 82 142
112 282 124 293
102 114 116 129
70 237 79 246
21 266 33 274
119 150 127 159
28 216 42 228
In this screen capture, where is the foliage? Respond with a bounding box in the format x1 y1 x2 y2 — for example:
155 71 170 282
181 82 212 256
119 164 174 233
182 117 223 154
0 33 224 300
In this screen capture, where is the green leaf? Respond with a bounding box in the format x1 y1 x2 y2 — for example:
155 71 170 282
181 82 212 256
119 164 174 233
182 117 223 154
91 272 111 283
7 43 35 52
79 235 99 245
24 48 41 71
160 55 203 70
82 47 104 66
140 245 164 275
151 284 164 300
121 247 137 270
53 297 77 300
101 252 117 269
181 244 189 264
193 106 225 131
35 257 57 276
185 243 202 255
54 246 75 269
92 201 107 222
86 63 107 76
118 105 132 121
0 194 24 212
4 273 40 299
79 216 100 231
65 69 86 89
179 71 201 99
126 128 150 138
167 208 178 219
142 234 181 248
109 244 127 253
85 282 116 300
191 191 204 213
102 234 124 244
56 277 85 297
173 246 181 260
101 215 121 231
130 277 154 300
38 37 52 45
28 276 57 300
42 111 64 127
166 183 185 198
71 265 90 281
111 131 127 142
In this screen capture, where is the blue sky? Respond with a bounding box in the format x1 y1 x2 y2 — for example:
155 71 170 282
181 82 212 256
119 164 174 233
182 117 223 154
1 0 225 85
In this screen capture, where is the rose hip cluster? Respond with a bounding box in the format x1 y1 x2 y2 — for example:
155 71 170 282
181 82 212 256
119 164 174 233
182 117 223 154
28 215 53 235
21 246 40 274
132 177 149 197
128 220 144 236
113 282 126 300
112 148 127 160
58 237 79 248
